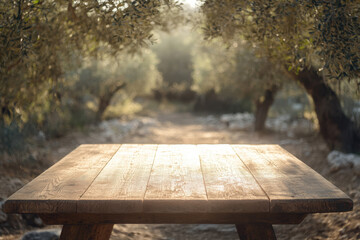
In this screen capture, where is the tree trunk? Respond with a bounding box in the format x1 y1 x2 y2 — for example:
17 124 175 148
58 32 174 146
95 97 111 123
95 82 126 123
254 85 279 132
295 67 360 153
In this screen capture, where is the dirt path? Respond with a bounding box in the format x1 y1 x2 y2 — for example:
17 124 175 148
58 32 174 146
110 112 281 240
122 112 280 144
1 112 359 239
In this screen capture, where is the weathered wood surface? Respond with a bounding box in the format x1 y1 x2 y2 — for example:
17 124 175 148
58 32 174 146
39 213 306 225
4 144 353 216
232 145 353 213
79 144 157 213
198 144 268 212
4 144 120 213
143 144 208 212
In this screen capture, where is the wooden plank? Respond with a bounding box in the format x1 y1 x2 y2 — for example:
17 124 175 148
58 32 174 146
40 212 307 225
4 144 120 213
144 144 208 213
78 144 158 213
236 223 277 240
60 224 113 240
197 144 269 212
232 145 353 213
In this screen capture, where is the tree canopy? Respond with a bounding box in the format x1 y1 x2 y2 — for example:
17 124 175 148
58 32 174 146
201 0 360 82
193 40 286 100
0 0 179 121
201 0 360 153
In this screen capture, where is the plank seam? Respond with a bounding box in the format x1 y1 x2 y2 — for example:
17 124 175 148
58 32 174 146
231 145 271 212
197 145 209 202
141 144 159 212
76 144 122 213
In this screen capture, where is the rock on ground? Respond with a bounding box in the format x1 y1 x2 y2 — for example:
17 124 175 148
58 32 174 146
220 113 315 137
21 229 61 240
98 117 159 142
220 113 254 130
327 150 360 174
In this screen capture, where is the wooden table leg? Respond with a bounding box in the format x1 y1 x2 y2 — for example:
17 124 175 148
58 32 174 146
60 224 114 240
235 223 277 240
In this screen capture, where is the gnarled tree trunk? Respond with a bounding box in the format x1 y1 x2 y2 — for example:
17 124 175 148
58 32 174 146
95 82 126 123
295 67 360 153
254 85 279 132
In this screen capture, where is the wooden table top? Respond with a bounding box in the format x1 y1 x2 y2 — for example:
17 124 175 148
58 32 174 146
4 144 353 215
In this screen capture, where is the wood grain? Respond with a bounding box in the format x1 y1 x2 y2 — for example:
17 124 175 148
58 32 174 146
232 144 353 213
4 144 352 217
4 144 120 213
60 224 113 240
198 144 269 212
144 144 208 213
236 223 277 240
78 144 158 213
40 212 306 225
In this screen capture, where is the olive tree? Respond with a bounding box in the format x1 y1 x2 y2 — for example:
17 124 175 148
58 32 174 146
201 0 360 153
76 50 161 122
0 0 179 123
193 40 287 130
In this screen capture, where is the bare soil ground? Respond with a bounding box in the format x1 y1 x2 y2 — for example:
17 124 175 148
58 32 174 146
1 112 359 240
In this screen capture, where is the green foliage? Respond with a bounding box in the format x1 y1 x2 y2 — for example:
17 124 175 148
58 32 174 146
192 40 288 108
75 49 161 103
201 0 360 82
0 0 180 155
0 0 180 123
0 46 161 153
153 26 196 91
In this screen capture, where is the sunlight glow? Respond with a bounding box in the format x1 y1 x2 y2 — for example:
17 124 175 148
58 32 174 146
179 0 199 8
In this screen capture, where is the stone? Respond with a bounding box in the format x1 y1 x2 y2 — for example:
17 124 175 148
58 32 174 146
0 200 7 223
36 131 46 142
220 113 254 124
327 150 360 174
98 118 156 142
22 214 44 227
138 117 159 127
220 113 254 130
21 229 61 240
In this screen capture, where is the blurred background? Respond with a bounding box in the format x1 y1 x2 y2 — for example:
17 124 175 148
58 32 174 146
0 0 359 239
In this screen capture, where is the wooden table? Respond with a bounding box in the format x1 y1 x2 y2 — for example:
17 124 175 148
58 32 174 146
4 144 353 240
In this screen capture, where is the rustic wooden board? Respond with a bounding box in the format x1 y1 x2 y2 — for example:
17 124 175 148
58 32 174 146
78 144 158 213
143 144 208 213
232 144 353 213
60 224 114 240
4 144 352 217
40 212 306 225
236 223 276 240
197 144 269 212
4 144 120 213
